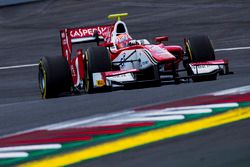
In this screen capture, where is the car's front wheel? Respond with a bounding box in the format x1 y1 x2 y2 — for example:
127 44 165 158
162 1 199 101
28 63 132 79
184 35 217 82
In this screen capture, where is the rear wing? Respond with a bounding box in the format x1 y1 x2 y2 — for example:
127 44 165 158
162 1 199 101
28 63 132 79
60 24 113 63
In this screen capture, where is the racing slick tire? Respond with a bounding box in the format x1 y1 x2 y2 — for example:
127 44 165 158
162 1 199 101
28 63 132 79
84 46 112 93
38 56 71 99
185 35 217 82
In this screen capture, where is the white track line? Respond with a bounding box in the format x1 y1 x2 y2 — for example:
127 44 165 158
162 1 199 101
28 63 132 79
46 111 133 130
0 46 249 70
0 63 38 70
215 46 250 52
134 108 212 117
211 85 250 96
0 152 28 158
164 102 239 111
102 115 185 124
0 144 62 152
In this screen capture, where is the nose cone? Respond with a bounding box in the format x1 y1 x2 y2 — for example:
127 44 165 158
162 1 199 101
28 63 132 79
144 45 176 62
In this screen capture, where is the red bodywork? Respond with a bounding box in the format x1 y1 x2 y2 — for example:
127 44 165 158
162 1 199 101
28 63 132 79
60 24 184 86
60 24 113 85
60 24 113 63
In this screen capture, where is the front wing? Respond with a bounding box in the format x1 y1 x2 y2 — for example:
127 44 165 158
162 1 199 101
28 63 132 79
91 59 230 88
188 59 229 76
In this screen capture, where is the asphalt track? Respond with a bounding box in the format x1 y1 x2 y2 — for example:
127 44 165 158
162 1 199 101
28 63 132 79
0 0 250 166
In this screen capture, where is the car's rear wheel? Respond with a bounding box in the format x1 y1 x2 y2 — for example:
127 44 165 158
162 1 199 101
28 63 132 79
84 46 112 93
185 35 217 82
38 56 72 98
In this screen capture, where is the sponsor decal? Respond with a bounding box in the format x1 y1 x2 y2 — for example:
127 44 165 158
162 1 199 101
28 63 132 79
119 52 127 68
70 65 77 77
140 60 149 68
96 80 105 87
107 73 134 82
93 73 107 87
190 64 219 74
70 26 109 38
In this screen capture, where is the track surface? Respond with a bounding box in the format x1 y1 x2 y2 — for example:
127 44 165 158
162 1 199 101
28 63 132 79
0 0 250 166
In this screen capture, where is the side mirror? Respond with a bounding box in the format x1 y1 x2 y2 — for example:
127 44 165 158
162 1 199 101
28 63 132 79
100 42 114 47
155 36 168 43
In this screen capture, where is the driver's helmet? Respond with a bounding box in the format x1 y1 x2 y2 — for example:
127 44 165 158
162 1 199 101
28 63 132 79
115 34 132 49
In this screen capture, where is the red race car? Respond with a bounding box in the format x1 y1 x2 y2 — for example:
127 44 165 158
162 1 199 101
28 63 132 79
38 13 230 98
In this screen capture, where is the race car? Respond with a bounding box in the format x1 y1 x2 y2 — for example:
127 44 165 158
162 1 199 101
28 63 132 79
38 13 230 99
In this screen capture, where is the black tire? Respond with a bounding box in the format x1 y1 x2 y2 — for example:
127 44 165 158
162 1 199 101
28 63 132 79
84 46 111 93
185 35 215 62
38 56 72 98
185 35 217 82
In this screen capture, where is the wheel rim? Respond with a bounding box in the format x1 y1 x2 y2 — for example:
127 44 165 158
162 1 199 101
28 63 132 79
41 76 45 91
185 41 193 61
38 63 46 97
